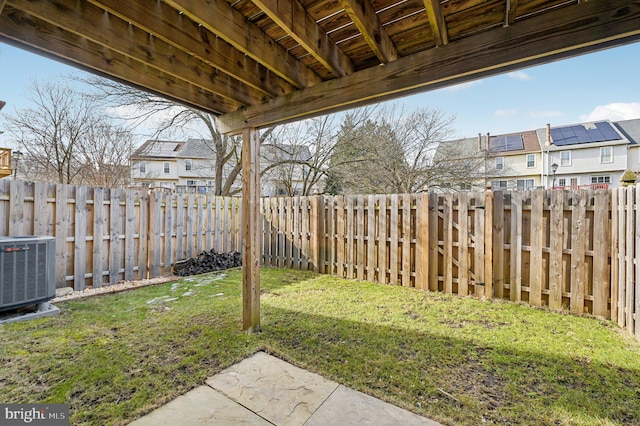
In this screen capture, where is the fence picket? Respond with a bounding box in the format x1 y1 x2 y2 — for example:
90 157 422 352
367 195 376 281
529 190 543 307
570 190 587 314
357 195 366 281
74 186 87 291
617 188 626 326
493 191 505 298
593 189 609 317
458 192 469 295
510 191 523 302
626 187 635 332
402 194 412 287
443 193 453 294
415 193 429 290
548 190 563 310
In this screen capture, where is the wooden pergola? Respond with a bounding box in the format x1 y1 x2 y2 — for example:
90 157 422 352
1 0 639 331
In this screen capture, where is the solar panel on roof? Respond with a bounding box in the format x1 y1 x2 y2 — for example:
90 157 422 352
551 121 621 146
489 134 524 152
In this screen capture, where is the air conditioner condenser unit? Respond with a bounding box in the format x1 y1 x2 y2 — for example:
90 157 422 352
0 236 56 315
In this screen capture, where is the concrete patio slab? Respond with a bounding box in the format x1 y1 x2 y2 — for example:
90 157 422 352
206 351 338 425
128 385 271 426
306 384 440 426
130 351 442 426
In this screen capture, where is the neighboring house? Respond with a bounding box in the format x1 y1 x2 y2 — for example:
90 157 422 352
486 130 542 190
433 130 542 191
130 139 316 196
614 118 640 178
0 147 12 179
537 120 633 189
130 139 216 192
260 144 315 196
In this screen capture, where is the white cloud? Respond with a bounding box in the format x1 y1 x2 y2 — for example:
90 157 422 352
494 109 517 118
527 110 563 119
442 80 482 91
507 71 532 81
579 102 640 122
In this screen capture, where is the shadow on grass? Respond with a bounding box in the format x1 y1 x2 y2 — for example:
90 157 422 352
259 302 640 426
2 268 639 426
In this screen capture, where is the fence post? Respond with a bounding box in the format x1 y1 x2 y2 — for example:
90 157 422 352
309 195 320 273
415 192 429 291
484 185 493 300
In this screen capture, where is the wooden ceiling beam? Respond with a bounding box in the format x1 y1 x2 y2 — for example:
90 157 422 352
423 0 448 46
0 7 239 114
163 0 322 88
8 0 265 107
216 0 640 133
0 0 6 14
88 0 294 98
339 0 398 63
507 0 520 26
252 0 354 76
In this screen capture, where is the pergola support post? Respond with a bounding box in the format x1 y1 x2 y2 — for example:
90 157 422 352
242 127 261 332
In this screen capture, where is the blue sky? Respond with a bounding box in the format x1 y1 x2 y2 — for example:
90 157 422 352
1 40 640 147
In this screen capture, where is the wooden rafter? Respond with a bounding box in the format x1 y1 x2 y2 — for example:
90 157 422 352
339 0 398 63
0 0 6 14
163 0 322 88
423 0 448 46
507 0 520 26
87 0 295 97
0 7 239 114
216 0 640 133
10 0 265 106
253 0 355 76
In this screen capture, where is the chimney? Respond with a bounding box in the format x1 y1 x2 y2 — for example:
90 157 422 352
546 123 552 146
486 132 490 151
477 133 482 152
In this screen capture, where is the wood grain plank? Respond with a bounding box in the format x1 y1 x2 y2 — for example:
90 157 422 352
241 127 261 332
390 194 399 285
458 192 469 296
510 191 522 302
74 185 87 291
493 190 505 298
548 190 564 310
570 190 586 314
529 190 543 307
92 187 105 287
402 194 412 287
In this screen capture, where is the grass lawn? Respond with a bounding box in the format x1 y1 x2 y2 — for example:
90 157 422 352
2 267 640 425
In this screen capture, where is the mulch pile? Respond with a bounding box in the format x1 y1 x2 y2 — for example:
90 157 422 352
173 250 242 276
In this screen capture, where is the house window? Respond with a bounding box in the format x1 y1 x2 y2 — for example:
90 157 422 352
491 180 508 189
560 151 571 166
185 159 193 171
526 154 535 168
516 179 535 189
495 157 504 170
558 178 566 187
187 180 197 186
139 161 147 173
591 175 611 184
570 177 578 186
163 162 170 174
600 146 613 163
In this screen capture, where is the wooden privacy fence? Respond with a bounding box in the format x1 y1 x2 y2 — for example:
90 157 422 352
0 180 241 290
262 188 639 341
1 179 639 340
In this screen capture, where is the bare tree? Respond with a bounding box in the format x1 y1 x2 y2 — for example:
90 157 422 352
328 104 492 194
3 79 134 186
261 106 380 196
81 76 278 196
